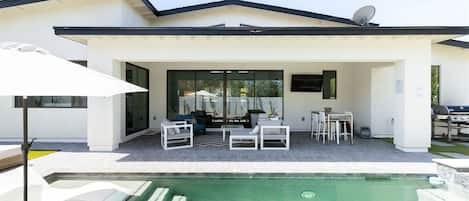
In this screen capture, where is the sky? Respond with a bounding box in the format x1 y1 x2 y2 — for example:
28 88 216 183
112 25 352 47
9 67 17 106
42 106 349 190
150 0 469 41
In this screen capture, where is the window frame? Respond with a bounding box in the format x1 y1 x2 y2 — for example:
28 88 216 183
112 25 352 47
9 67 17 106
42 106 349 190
431 65 441 105
322 70 337 100
166 70 285 123
14 60 88 109
125 63 150 136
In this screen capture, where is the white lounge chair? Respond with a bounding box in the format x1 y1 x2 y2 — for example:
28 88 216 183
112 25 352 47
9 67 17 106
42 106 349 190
257 120 290 150
0 145 22 171
0 167 130 201
160 120 193 150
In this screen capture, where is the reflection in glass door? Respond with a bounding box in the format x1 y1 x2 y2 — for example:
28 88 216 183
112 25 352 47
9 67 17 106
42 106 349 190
226 71 255 126
167 70 283 128
125 63 149 135
196 71 224 126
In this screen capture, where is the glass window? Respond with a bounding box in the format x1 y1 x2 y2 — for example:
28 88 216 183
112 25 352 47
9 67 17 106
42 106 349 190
125 63 149 135
14 61 88 108
431 65 440 105
322 70 337 100
226 71 255 124
166 70 284 127
195 71 224 123
254 71 283 118
167 71 196 120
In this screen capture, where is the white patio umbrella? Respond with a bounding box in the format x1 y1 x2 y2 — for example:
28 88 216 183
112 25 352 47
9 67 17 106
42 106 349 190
0 42 147 201
188 90 217 98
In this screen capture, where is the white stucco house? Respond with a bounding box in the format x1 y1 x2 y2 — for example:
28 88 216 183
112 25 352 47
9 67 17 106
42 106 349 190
0 0 468 152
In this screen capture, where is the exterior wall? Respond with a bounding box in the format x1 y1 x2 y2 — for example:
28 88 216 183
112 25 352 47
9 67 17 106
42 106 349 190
135 62 376 132
370 64 396 137
152 5 353 27
0 0 149 142
432 45 469 105
86 36 432 151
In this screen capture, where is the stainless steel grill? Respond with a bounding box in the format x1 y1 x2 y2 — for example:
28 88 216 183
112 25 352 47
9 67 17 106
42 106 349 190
432 105 469 141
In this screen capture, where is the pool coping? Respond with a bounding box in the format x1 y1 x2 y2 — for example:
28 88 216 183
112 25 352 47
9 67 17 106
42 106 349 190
45 172 436 184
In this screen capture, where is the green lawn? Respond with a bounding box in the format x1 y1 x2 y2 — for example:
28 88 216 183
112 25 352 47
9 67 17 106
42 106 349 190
28 150 57 160
381 138 469 158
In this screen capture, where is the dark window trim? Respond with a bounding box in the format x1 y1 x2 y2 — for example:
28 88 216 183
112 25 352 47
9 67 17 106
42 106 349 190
14 60 88 109
166 70 285 122
322 70 337 100
125 63 150 136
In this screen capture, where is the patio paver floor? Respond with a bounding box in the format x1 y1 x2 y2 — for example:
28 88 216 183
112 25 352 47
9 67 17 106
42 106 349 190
2 133 441 176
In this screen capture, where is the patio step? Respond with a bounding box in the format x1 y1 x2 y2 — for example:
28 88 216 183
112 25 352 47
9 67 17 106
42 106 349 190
103 191 130 201
171 195 187 201
127 182 173 201
147 188 171 201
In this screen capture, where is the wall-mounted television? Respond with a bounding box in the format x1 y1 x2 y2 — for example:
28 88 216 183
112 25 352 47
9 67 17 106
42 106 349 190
291 74 323 92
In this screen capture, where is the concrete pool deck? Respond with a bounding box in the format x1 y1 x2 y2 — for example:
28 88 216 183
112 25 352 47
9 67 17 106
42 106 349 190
4 133 442 176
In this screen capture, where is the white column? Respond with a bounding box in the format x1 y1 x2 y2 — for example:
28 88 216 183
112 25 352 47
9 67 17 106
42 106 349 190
393 55 432 152
86 55 123 151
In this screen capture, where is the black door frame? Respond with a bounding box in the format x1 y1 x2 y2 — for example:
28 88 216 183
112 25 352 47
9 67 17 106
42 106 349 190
125 63 150 135
166 70 284 126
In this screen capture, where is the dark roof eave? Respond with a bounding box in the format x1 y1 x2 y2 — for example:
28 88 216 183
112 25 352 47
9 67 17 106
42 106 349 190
0 0 159 16
1 0 375 27
54 26 469 36
141 0 159 16
0 0 47 9
157 0 377 26
438 39 469 49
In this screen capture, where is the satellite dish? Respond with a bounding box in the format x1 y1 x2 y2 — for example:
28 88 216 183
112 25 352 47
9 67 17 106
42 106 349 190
352 5 376 26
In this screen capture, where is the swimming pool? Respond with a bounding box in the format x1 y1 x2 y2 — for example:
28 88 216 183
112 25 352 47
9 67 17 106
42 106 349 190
49 174 433 201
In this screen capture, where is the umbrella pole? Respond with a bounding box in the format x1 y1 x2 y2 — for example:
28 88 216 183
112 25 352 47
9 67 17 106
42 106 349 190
22 96 29 201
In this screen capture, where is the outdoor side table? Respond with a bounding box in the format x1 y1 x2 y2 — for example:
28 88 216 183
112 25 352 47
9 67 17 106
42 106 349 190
229 128 258 150
221 124 244 142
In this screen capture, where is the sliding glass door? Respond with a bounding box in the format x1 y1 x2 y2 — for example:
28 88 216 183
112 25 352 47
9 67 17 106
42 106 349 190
195 71 225 125
167 70 283 128
254 71 284 118
167 71 195 120
126 63 149 135
226 71 255 125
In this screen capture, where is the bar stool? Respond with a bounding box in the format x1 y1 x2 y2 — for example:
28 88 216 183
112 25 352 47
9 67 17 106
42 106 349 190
317 112 329 144
336 112 354 144
311 112 319 140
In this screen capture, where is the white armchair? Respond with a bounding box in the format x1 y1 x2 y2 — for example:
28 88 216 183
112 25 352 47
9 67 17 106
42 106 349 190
160 120 193 150
259 122 290 150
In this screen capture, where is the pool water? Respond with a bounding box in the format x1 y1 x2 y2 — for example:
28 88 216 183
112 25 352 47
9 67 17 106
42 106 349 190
133 175 432 201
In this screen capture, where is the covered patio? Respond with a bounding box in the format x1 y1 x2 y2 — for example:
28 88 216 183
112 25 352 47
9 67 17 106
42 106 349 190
28 133 436 163
14 132 439 177
53 26 458 153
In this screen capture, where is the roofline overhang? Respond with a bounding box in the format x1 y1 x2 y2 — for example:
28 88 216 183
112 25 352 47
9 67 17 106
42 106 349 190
54 26 469 36
0 0 47 9
438 39 469 49
141 0 159 16
156 0 376 26
0 0 160 17
0 0 376 27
